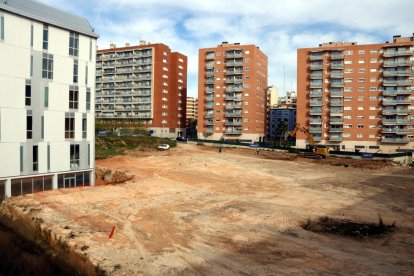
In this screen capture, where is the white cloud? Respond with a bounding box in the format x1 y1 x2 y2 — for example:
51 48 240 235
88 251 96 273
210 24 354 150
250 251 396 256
38 0 414 97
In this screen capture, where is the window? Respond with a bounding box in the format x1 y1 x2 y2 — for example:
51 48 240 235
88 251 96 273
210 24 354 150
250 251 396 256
358 78 365 82
370 96 377 101
344 69 353 74
358 68 365 73
47 145 50 171
370 78 377 82
358 87 365 92
33 146 38 171
344 78 353 83
69 87 78 109
27 114 32 139
42 24 48 50
30 55 33 77
358 60 365 64
370 87 377 92
358 106 364 110
42 53 53 79
70 145 80 168
370 59 377 63
73 60 78 83
245 67 250 71
370 68 377 72
41 116 44 139
30 24 33 47
86 88 91 111
358 50 365 54
245 50 250 54
82 118 87 139
344 60 352 64
65 113 75 139
85 64 88 85
69 32 79 56
370 50 378 54
89 39 92 61
44 87 49 108
25 82 31 106
358 125 364 128
358 96 364 101
358 115 364 119
344 87 353 92
344 50 353 55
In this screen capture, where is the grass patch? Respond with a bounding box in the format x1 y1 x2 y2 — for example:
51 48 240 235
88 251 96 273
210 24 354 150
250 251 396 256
96 136 176 159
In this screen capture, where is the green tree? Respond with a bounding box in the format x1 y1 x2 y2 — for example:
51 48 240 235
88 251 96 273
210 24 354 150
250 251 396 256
276 120 288 146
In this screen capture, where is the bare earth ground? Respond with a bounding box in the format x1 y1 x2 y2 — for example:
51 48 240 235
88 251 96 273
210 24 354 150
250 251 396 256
6 144 414 275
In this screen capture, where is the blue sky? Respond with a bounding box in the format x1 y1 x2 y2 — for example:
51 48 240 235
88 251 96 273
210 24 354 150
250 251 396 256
39 0 414 98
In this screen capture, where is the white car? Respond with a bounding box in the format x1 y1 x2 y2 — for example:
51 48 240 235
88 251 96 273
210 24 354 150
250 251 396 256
157 144 170 150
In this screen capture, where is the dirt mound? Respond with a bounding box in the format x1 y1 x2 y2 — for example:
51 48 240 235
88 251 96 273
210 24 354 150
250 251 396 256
95 166 134 185
302 216 395 238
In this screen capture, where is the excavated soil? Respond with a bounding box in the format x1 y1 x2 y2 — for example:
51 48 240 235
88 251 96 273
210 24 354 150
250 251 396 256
1 144 413 275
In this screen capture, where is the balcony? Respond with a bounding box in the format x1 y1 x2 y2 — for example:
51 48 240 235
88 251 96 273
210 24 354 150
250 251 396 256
225 111 242 117
205 121 214 126
226 52 243 59
310 72 323 79
383 88 413 96
225 96 242 101
309 108 323 115
331 90 344 97
383 71 399 77
204 113 213 119
226 78 243 84
330 108 344 115
226 61 243 67
309 118 322 124
225 103 243 109
383 49 413 57
205 96 214 102
330 73 344 78
329 135 343 142
382 99 411 105
226 86 243 92
382 118 411 125
309 82 323 88
205 87 214 93
310 100 323 106
205 54 215 60
382 128 411 135
205 104 214 110
331 53 344 60
205 79 215 84
382 108 410 115
309 127 322 133
331 81 344 88
225 121 242 126
206 63 214 68
329 127 343 133
225 129 242 135
331 63 344 69
205 71 214 77
330 118 344 124
383 60 411 67
310 64 323 70
309 91 323 97
330 100 344 106
226 70 243 75
310 54 323 61
381 137 410 143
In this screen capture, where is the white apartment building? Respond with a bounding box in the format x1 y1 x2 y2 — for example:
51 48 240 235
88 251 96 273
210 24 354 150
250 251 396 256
0 0 98 202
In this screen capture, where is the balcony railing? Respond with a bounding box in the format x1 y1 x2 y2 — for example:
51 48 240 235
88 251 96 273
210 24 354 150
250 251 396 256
329 128 344 132
381 137 410 143
309 91 323 97
226 61 243 67
310 100 323 106
309 127 322 133
205 88 214 93
205 121 214 126
309 118 322 124
226 86 243 92
330 73 344 78
226 70 243 75
329 135 343 141
330 109 344 115
382 128 411 134
382 99 411 105
225 121 242 126
225 53 243 59
382 109 410 115
205 113 213 119
382 118 411 125
331 82 344 88
225 104 243 109
330 100 344 106
225 96 242 101
225 129 242 135
310 64 323 70
331 54 344 60
330 118 344 124
383 60 411 67
310 72 323 79
205 79 214 84
205 104 214 109
205 54 215 60
331 91 344 97
310 55 323 61
205 96 214 102
205 71 214 77
226 78 243 84
331 63 344 69
383 50 413 57
310 82 323 88
225 112 242 117
309 108 323 115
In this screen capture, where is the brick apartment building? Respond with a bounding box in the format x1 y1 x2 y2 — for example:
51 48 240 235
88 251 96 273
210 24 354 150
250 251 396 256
197 42 268 142
297 35 414 153
96 42 187 138
186 96 198 120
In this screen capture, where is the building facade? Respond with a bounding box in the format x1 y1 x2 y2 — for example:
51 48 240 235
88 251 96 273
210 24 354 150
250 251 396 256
268 108 296 142
95 42 187 138
0 0 98 202
197 42 268 142
186 96 198 120
297 35 414 153
267 85 279 108
278 91 297 108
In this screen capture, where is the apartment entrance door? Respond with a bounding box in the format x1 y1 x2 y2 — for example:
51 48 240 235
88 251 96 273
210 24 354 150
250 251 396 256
64 177 76 188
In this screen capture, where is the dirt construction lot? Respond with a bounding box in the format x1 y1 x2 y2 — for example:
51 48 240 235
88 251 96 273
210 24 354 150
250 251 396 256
5 144 414 275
